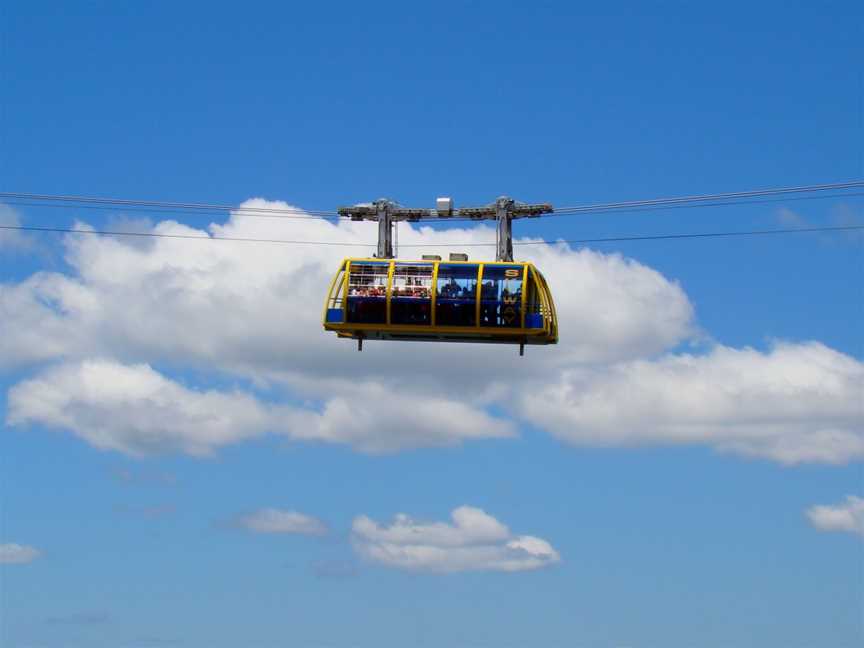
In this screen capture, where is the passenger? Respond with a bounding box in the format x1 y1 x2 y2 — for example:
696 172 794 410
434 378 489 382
441 278 458 299
481 281 496 324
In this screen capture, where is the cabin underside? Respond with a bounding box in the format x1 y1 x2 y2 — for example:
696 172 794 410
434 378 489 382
331 326 554 345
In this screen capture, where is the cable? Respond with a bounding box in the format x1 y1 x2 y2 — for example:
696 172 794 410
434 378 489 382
6 192 863 232
553 180 864 214
6 191 863 229
3 180 862 223
0 200 338 221
2 223 861 247
542 191 864 218
0 224 371 246
402 225 864 246
523 225 864 246
2 197 488 224
0 191 339 218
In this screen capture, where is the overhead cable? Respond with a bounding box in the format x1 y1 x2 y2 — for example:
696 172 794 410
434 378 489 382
0 224 364 246
6 191 862 228
2 179 863 223
3 223 861 247
543 191 864 218
0 191 338 218
4 191 863 231
0 200 337 221
553 180 864 214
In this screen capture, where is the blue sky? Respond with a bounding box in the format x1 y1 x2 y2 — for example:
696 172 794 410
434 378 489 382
1 2 862 647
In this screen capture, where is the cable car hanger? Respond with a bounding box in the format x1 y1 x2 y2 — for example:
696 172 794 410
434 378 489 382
336 196 553 262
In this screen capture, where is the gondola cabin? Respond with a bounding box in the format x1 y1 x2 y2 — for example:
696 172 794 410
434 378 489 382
323 255 558 351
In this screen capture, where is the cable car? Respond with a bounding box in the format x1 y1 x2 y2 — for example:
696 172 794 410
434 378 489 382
323 254 558 352
323 196 558 354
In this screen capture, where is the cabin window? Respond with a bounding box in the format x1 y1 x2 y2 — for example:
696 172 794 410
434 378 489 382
524 268 543 328
390 263 432 325
435 264 478 326
346 262 388 324
479 265 523 328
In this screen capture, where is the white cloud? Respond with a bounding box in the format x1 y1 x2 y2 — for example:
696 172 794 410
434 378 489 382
0 543 41 564
351 506 560 573
234 508 328 536
806 495 864 537
292 381 516 453
6 360 280 457
6 359 513 456
517 342 864 464
1 199 861 464
0 201 695 375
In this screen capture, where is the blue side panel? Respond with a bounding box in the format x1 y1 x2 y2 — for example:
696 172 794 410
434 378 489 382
526 313 543 328
326 308 344 323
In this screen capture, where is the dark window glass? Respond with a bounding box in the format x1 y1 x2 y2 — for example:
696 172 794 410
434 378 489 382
435 265 478 326
391 263 432 325
479 265 523 328
524 268 542 328
346 262 388 324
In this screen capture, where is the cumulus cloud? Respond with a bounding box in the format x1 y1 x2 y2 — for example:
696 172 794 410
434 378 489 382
351 506 560 573
1 199 861 464
290 381 516 453
6 360 281 457
0 201 694 375
806 495 864 537
6 359 512 456
234 508 328 536
518 342 864 464
0 543 41 564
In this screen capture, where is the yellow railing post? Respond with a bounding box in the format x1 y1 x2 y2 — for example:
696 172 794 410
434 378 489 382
430 262 439 327
342 260 351 318
476 264 484 328
385 260 395 325
520 264 529 329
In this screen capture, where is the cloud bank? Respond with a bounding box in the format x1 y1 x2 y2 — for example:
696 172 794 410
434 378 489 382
2 199 861 464
521 342 864 464
6 359 513 455
7 360 279 457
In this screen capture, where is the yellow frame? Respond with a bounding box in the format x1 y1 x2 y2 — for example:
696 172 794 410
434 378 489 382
385 260 395 325
430 262 439 326
325 258 557 344
475 263 484 326
520 263 529 329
